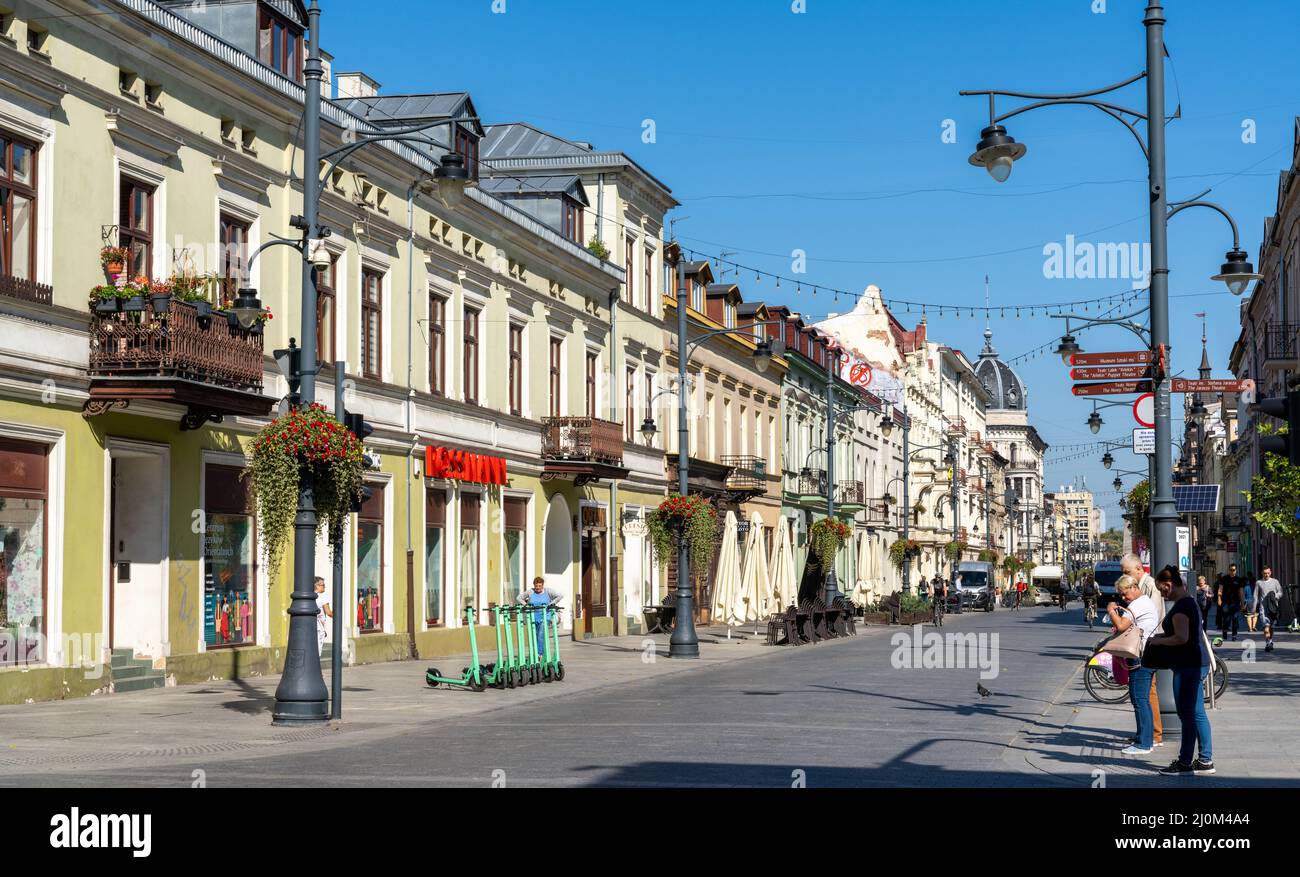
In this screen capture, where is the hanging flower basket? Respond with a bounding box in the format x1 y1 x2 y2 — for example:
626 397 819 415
978 548 998 563
646 494 719 570
1001 556 1021 574
100 245 130 278
944 540 968 562
888 538 921 571
808 518 852 571
244 403 366 572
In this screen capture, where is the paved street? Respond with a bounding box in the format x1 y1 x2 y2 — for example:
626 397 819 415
2 607 1295 788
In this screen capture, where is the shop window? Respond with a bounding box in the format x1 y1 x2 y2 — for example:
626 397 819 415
425 491 444 626
0 438 47 665
503 497 527 606
458 493 480 621
203 464 256 648
357 484 384 633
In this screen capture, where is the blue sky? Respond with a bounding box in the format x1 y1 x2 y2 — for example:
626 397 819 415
322 0 1299 528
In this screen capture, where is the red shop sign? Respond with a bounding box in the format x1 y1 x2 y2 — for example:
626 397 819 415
425 446 507 486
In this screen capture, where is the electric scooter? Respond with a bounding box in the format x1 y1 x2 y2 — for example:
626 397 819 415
425 606 486 692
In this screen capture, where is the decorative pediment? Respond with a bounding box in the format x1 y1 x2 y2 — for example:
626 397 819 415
0 48 68 112
106 109 182 165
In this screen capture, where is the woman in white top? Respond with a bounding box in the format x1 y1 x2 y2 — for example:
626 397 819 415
1107 575 1160 754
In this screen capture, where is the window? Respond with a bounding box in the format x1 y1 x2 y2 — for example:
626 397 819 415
357 485 384 633
463 305 480 404
623 239 634 305
690 277 704 313
203 464 256 648
425 491 445 626
625 366 636 441
144 81 163 107
118 177 153 279
0 133 37 282
0 438 48 665
361 269 382 380
508 322 523 416
586 351 598 418
503 497 527 606
26 24 47 55
315 256 336 365
644 248 654 312
453 126 479 181
429 293 446 396
258 5 302 80
219 213 250 304
725 301 735 328
458 493 480 622
549 338 562 417
561 198 583 244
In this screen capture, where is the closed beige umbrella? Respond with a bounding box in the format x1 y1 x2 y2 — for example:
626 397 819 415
769 517 797 611
710 510 742 626
737 511 768 623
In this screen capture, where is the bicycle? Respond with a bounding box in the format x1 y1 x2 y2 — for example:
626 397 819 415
932 593 945 627
1083 598 1097 630
1084 645 1229 705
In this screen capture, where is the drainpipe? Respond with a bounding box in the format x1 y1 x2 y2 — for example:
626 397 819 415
609 285 620 635
403 183 418 659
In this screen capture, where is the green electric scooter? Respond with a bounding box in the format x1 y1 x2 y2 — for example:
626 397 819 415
530 603 564 682
425 605 486 692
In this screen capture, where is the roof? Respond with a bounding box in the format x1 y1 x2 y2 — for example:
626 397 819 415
974 328 1029 411
477 174 589 205
706 283 739 298
482 122 593 160
332 93 484 136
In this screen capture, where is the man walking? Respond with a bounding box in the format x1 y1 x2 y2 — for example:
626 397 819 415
1254 566 1283 654
1215 563 1245 641
314 575 332 659
1122 553 1164 748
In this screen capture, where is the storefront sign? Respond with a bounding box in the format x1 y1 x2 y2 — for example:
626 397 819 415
424 447 507 485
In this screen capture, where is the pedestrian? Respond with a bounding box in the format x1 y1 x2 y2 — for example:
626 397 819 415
1253 565 1283 654
1145 566 1215 776
1107 574 1160 755
1121 554 1164 748
1244 576 1257 633
518 576 564 658
314 576 332 658
1215 563 1244 641
1195 575 1212 632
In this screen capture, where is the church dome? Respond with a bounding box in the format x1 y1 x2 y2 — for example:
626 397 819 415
974 328 1029 411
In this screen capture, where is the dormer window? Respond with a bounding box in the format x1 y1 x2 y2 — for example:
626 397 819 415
258 4 303 81
690 278 703 313
561 197 583 244
724 301 735 328
453 125 479 181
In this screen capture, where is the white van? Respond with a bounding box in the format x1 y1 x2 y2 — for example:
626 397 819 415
1031 564 1066 606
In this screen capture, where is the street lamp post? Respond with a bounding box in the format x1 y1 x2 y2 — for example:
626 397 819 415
960 1 1259 577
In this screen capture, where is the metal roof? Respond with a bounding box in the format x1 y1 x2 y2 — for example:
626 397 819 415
477 174 589 205
333 93 483 135
974 328 1029 411
482 122 591 160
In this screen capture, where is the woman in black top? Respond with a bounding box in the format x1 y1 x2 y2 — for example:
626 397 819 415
1147 566 1214 775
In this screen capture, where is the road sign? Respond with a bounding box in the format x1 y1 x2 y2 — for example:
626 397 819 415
1226 541 1239 553
1133 392 1155 427
1070 365 1152 380
1133 427 1155 455
1072 380 1153 396
1070 351 1153 366
1177 525 1191 573
1170 378 1254 394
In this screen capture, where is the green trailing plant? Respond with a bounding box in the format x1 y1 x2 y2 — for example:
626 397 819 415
899 593 929 614
944 540 967 562
808 518 852 571
888 538 920 571
1244 437 1300 541
1020 557 1036 579
1126 479 1150 542
586 237 611 261
170 272 218 303
89 283 128 303
647 494 719 571
1001 555 1020 574
244 403 366 573
977 548 998 563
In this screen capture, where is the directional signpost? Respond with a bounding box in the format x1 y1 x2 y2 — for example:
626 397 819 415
1070 351 1153 366
1071 365 1152 381
1072 380 1153 396
1170 378 1255 394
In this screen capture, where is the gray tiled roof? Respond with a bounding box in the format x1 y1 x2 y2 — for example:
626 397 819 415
477 174 589 205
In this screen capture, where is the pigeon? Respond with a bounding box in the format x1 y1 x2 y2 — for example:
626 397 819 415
977 683 993 698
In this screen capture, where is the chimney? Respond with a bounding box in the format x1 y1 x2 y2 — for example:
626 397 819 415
336 71 381 100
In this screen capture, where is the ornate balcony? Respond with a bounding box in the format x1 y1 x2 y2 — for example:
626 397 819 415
540 416 627 486
864 500 891 526
0 274 53 306
946 416 966 435
797 468 827 499
721 455 767 495
1261 321 1299 372
835 479 867 509
84 299 272 430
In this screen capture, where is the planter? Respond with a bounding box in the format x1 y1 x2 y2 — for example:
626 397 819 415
93 298 121 315
149 293 172 314
248 322 264 336
193 300 212 318
897 610 931 625
223 311 239 330
104 262 124 277
123 296 145 313
861 612 891 625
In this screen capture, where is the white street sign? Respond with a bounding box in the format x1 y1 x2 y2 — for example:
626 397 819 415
1133 428 1155 455
1176 525 1191 574
1133 392 1155 428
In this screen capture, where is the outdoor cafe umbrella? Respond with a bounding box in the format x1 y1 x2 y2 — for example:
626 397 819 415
853 530 873 607
737 511 768 623
710 510 741 626
769 516 797 612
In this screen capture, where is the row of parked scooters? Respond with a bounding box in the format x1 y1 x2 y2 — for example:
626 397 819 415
425 604 565 692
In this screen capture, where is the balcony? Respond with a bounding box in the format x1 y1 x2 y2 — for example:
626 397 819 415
84 299 272 429
1222 505 1247 531
797 468 827 500
540 416 628 486
946 416 966 435
835 479 867 509
864 500 891 526
1261 321 1300 372
721 455 767 495
969 429 981 444
0 274 53 306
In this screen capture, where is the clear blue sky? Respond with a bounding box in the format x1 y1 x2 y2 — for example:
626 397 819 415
322 0 1299 529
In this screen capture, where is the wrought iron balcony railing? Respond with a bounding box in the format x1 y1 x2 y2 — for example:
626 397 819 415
721 455 767 492
835 480 867 506
1222 505 1247 530
1262 321 1300 370
541 417 624 465
798 468 828 497
946 416 966 435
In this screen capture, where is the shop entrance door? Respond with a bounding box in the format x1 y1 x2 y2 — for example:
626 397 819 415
579 507 606 635
108 445 169 659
